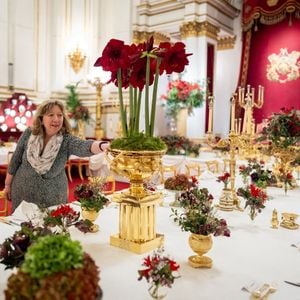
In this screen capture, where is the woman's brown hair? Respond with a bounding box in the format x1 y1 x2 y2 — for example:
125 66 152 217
31 100 72 135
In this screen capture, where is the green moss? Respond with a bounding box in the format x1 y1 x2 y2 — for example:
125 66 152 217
110 133 167 151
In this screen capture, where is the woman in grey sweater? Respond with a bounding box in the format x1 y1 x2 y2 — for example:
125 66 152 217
3 100 109 211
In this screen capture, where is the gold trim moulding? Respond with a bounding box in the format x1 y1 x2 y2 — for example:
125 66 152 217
110 233 164 254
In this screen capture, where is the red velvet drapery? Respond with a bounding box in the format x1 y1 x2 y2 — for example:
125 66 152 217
238 0 300 123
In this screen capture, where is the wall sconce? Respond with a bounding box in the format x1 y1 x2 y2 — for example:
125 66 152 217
68 47 86 73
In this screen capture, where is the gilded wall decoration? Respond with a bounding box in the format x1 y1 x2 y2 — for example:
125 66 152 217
266 48 300 83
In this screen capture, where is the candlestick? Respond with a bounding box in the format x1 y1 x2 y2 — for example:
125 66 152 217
207 96 214 133
230 94 236 132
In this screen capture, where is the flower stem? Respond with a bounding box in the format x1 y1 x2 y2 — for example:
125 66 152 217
117 69 128 137
144 55 150 136
150 57 161 137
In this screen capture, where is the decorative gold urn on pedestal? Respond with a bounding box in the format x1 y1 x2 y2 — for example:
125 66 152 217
108 149 165 254
188 234 213 268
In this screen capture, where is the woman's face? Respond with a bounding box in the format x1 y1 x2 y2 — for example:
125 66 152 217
42 105 64 137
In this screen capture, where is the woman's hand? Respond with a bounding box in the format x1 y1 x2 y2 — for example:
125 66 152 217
4 185 11 201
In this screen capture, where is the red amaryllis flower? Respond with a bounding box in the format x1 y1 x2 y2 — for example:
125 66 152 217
94 39 131 72
159 42 191 74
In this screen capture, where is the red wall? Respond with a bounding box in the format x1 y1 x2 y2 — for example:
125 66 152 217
247 18 300 123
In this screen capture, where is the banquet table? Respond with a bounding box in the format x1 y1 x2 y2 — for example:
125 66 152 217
0 175 300 300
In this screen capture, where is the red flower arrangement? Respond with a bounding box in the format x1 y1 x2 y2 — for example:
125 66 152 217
161 79 205 120
278 168 294 194
94 36 191 149
138 247 180 299
237 184 268 220
164 174 198 191
44 204 80 232
216 172 230 189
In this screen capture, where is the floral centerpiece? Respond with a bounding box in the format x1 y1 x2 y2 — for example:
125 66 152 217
171 187 230 268
94 36 191 150
161 78 205 120
43 204 80 233
237 184 268 220
5 234 101 300
74 177 110 213
238 159 274 189
160 135 201 156
257 107 300 149
172 188 230 236
216 172 230 190
138 247 180 299
164 174 197 191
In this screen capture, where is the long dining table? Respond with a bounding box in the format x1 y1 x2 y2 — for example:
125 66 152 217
0 174 300 300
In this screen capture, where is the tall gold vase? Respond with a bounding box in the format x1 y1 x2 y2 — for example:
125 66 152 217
107 149 166 254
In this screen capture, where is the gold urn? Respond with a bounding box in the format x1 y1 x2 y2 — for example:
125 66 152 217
81 208 100 232
107 148 166 254
188 233 213 268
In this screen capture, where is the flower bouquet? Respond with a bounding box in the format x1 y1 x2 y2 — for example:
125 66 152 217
277 169 295 194
171 187 230 268
138 247 180 299
164 174 197 191
94 36 191 150
43 204 80 233
237 184 268 220
239 159 274 189
161 78 205 121
216 172 230 190
74 177 110 213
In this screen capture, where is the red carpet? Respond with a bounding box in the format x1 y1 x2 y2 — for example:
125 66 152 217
0 174 129 216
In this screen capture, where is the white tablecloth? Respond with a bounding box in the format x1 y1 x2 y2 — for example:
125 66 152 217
0 176 300 300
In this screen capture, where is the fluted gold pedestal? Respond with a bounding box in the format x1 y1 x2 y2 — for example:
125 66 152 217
110 192 164 254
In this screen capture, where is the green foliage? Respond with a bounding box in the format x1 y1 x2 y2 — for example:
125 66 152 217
111 133 167 151
22 235 83 279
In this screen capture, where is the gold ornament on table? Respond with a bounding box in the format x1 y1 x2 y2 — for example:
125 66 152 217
280 212 299 230
271 209 279 229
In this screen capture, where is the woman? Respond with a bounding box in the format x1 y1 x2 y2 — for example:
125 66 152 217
4 100 109 211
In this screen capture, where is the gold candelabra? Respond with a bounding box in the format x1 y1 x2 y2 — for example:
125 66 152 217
68 47 86 73
238 84 264 135
88 78 105 139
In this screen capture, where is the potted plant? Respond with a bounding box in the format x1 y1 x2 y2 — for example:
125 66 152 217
237 184 268 220
5 234 102 300
74 177 110 231
171 187 230 268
